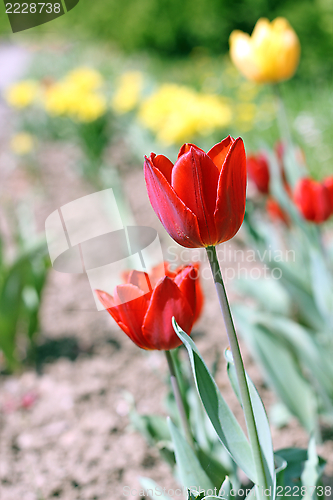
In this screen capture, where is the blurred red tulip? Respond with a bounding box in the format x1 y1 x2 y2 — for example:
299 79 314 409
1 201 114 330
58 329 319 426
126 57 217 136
323 176 333 212
275 140 306 169
247 153 270 194
294 178 332 223
96 263 203 350
144 136 247 248
266 198 290 225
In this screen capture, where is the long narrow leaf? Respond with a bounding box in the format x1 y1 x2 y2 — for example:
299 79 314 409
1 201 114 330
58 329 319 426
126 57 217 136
168 418 213 493
225 349 275 499
173 319 257 484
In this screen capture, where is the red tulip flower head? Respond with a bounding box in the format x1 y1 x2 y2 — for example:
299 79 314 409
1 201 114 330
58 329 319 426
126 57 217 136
266 198 290 226
95 263 203 351
323 176 333 213
247 153 270 194
144 136 247 248
294 178 332 223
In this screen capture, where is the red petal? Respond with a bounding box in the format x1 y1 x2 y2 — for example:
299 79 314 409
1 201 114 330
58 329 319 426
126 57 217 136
178 143 205 159
173 263 204 321
294 179 315 220
150 153 174 184
172 147 219 245
95 289 121 323
149 262 172 288
126 270 153 293
113 284 153 349
323 177 333 213
316 184 331 223
95 289 116 309
207 136 234 172
142 277 194 350
214 137 247 243
144 156 204 248
192 262 204 322
294 178 332 223
246 154 270 194
173 266 197 318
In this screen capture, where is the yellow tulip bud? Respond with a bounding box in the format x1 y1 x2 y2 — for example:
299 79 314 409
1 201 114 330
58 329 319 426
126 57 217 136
229 17 300 84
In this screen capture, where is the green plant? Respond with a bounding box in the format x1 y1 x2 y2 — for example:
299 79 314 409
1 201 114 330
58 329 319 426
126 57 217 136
0 209 49 372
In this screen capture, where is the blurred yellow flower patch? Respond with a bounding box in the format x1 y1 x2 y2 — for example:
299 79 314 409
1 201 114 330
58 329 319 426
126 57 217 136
65 67 104 92
138 84 232 145
112 71 144 114
5 81 38 108
43 67 107 123
10 132 34 155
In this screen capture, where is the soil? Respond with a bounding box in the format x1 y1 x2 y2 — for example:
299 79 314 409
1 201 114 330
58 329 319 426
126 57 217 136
0 43 332 500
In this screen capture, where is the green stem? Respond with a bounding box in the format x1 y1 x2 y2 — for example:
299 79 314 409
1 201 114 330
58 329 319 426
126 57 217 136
273 84 293 151
165 350 194 447
273 83 304 187
206 246 268 493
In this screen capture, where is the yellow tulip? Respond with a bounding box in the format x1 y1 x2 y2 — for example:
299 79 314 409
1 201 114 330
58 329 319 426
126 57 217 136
229 17 300 83
138 84 232 146
112 71 144 114
5 81 38 108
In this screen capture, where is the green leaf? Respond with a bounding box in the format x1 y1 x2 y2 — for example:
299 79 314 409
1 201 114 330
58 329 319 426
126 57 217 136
309 247 333 321
225 349 275 498
233 307 317 434
219 476 232 499
257 315 333 404
168 418 213 493
196 448 228 491
129 407 175 466
140 477 173 500
275 446 326 500
235 278 291 316
173 319 257 484
301 437 326 500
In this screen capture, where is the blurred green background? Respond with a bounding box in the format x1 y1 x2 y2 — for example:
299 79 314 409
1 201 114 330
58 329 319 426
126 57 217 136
0 0 332 80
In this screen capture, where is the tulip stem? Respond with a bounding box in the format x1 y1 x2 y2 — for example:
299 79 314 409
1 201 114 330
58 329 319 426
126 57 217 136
274 84 293 151
206 245 268 494
273 84 303 186
165 350 194 448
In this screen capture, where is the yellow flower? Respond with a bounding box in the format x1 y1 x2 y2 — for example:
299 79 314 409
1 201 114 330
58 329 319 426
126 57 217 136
5 81 38 108
43 75 107 123
43 81 76 116
229 17 300 83
73 93 107 122
138 84 232 146
112 71 144 114
10 133 34 155
65 67 104 92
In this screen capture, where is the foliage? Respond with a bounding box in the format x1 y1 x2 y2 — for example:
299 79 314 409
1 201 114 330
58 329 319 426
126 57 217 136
134 328 326 499
235 143 333 436
129 348 238 491
0 0 331 80
0 210 50 372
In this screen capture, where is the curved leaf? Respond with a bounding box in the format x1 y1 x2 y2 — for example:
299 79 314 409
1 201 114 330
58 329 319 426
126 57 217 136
173 319 257 484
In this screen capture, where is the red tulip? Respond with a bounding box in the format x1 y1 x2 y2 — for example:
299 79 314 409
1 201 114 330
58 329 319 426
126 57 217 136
266 198 290 226
323 176 333 213
144 136 247 248
294 178 332 223
95 263 203 350
247 153 270 194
